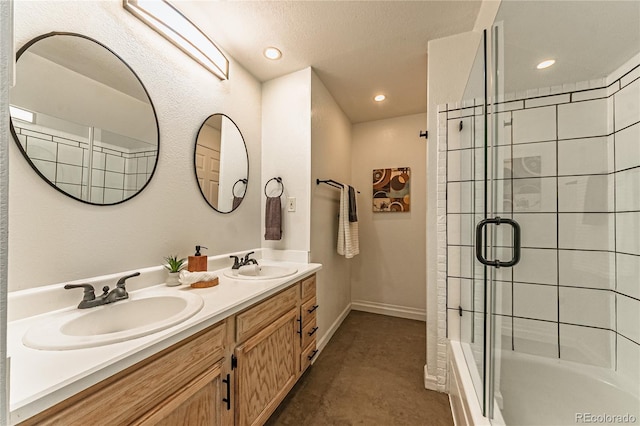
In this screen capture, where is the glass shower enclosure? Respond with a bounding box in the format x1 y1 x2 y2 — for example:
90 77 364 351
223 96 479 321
447 1 640 424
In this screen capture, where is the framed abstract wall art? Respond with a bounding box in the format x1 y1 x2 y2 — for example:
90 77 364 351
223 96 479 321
372 167 410 212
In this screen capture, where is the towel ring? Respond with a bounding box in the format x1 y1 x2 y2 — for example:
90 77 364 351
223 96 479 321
264 177 284 197
233 178 247 198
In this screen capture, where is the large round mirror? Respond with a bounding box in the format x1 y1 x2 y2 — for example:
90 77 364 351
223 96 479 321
194 114 248 213
9 32 159 205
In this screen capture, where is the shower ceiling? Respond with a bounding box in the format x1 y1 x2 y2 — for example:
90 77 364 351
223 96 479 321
176 1 482 124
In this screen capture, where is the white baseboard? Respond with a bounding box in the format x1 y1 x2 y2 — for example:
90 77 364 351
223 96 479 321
314 303 352 363
424 365 439 391
351 300 426 322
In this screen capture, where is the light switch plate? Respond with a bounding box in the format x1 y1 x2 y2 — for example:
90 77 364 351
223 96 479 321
287 197 296 212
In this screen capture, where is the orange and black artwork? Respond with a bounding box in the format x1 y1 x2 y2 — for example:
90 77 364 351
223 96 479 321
372 167 410 212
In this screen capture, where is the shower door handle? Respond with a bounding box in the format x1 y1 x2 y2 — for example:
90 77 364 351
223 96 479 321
475 217 521 268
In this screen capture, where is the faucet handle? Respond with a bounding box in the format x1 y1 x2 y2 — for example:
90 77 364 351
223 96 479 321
243 251 255 261
230 255 241 269
64 284 96 301
116 272 140 288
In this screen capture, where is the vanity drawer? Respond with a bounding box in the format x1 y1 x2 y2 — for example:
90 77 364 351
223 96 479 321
22 321 226 426
300 274 316 302
236 285 298 342
301 341 318 373
301 317 318 350
301 296 318 326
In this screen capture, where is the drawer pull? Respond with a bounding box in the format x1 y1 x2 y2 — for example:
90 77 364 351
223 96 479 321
307 349 319 361
307 304 319 314
222 374 231 410
307 326 318 337
297 317 302 337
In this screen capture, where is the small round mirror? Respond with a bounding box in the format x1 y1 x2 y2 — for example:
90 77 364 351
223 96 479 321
194 114 248 213
9 32 159 205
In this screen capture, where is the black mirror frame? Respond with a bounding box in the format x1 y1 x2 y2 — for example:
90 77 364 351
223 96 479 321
9 31 160 206
193 113 249 214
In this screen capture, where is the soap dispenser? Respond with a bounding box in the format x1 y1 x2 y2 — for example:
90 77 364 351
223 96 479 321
188 245 208 272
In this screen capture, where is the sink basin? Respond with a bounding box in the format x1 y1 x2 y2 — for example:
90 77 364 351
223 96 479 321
223 265 298 280
23 290 203 350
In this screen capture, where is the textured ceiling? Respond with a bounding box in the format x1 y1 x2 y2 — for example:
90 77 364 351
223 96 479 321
177 1 482 123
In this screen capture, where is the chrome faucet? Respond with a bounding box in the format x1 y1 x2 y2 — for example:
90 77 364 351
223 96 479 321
65 272 140 309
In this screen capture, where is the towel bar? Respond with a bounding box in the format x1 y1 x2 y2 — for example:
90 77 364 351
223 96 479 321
316 179 360 193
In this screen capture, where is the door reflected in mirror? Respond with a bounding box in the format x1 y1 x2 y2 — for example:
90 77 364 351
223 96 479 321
9 32 159 205
194 114 248 213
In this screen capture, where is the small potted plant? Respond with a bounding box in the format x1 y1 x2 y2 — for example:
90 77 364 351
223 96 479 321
164 255 186 286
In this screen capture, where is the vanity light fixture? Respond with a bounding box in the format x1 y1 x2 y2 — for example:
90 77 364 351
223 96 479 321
264 47 282 60
374 94 386 102
536 59 555 70
9 106 34 123
123 0 229 80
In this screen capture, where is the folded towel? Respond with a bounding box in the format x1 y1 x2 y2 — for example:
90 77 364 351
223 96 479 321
265 196 282 240
232 196 243 210
179 270 219 285
348 185 358 222
338 187 359 258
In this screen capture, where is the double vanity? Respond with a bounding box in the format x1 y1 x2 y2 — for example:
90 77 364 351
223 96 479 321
7 254 321 425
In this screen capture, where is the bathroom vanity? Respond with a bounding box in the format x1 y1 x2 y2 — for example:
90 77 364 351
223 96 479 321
8 259 320 426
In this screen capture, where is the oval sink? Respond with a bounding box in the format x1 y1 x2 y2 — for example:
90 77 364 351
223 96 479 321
223 265 298 280
23 290 203 350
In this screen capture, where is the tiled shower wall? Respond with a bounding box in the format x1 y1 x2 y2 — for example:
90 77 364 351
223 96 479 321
13 123 156 204
441 58 640 378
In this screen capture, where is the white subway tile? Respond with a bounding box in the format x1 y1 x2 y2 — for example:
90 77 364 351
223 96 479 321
514 283 557 321
616 167 640 211
26 137 57 162
57 183 82 198
103 188 124 204
513 213 557 249
447 182 473 213
147 156 156 171
56 164 83 185
91 169 105 187
495 281 512 316
615 78 640 131
558 137 610 175
620 66 640 89
617 294 640 343
558 98 608 139
104 171 124 189
559 287 613 329
447 245 473 279
513 106 556 144
616 336 640 379
137 157 148 174
558 250 615 290
616 253 640 299
92 151 106 170
514 248 557 285
558 175 613 213
571 87 607 102
617 212 640 255
495 101 524 112
513 318 558 359
447 117 473 150
90 187 104 204
559 213 614 251
31 159 56 182
105 154 125 173
512 141 556 178
136 173 148 190
447 149 473 181
511 177 557 213
125 158 137 174
615 122 640 171
124 174 137 191
57 144 84 166
560 325 613 368
525 94 570 108
447 278 461 309
447 214 474 246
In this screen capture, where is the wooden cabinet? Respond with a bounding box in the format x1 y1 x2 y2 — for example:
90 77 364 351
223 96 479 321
234 308 299 426
21 273 318 426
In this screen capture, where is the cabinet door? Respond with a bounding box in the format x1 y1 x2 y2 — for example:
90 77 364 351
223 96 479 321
235 308 299 426
134 360 225 426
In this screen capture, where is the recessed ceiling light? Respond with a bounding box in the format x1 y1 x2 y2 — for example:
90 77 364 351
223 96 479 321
264 47 282 60
536 59 555 70
374 94 386 102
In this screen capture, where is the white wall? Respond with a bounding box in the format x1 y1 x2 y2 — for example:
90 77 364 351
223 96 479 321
9 1 262 291
218 117 247 212
309 70 352 348
350 113 427 320
261 68 311 252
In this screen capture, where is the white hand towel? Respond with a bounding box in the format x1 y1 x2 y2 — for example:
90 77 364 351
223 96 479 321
179 270 219 285
338 187 359 258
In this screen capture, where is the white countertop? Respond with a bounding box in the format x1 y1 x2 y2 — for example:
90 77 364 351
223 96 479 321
7 259 321 424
